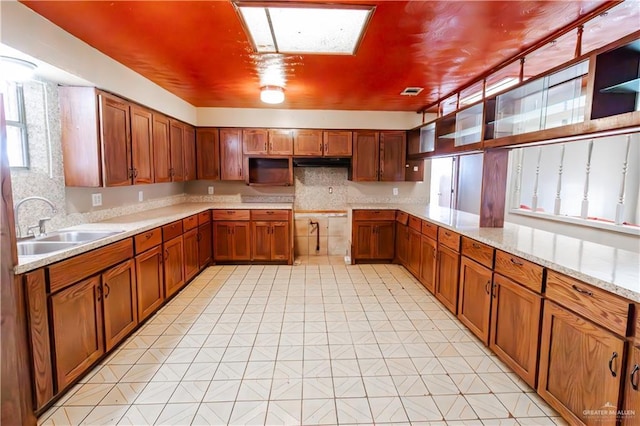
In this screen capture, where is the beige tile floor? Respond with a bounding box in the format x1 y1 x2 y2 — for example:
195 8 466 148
39 261 565 425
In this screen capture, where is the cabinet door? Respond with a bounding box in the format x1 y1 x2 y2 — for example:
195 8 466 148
220 129 243 180
268 129 293 155
353 222 374 260
352 131 380 181
294 130 323 156
198 222 212 269
102 259 138 351
435 245 460 314
405 159 424 182
196 128 220 180
324 130 352 157
379 131 406 182
538 301 624 425
490 273 542 388
419 235 437 293
163 236 185 298
50 275 104 390
243 129 268 154
252 221 271 261
457 257 492 344
153 113 172 183
169 120 185 181
183 228 199 282
407 228 422 275
374 221 395 260
183 124 196 181
231 222 251 261
213 222 233 261
130 105 154 184
395 223 408 265
271 221 290 261
99 93 131 187
135 246 164 322
623 345 640 426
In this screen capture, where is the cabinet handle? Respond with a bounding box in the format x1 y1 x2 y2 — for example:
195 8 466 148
324 143 328 152
197 232 202 242
571 284 593 297
145 232 153 240
269 142 273 151
96 285 102 302
509 257 523 266
631 365 639 390
444 231 451 237
103 283 110 298
165 249 170 260
472 243 481 249
133 168 138 177
264 141 267 151
492 282 497 299
609 352 619 377
267 211 274 215
485 280 491 295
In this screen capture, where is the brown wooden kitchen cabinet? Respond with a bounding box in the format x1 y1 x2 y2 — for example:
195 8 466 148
293 129 323 156
324 131 353 157
102 259 138 351
242 129 269 155
434 228 461 314
169 119 185 181
351 131 406 181
219 128 244 180
130 104 154 184
135 244 164 322
293 130 352 157
196 128 220 180
251 209 291 263
183 124 196 181
268 129 294 155
153 113 172 183
538 301 625 425
183 228 199 283
352 210 396 262
395 212 409 265
623 344 640 425
406 217 422 276
198 211 212 269
163 221 185 298
213 222 251 261
457 256 493 343
50 275 104 391
419 234 437 293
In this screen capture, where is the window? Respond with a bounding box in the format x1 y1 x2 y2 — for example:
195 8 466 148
429 153 484 214
1 80 29 168
510 131 640 233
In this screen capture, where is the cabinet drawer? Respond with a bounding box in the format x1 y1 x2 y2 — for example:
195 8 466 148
212 209 250 221
162 220 183 241
546 270 630 336
421 221 437 240
395 211 409 225
494 251 543 293
461 237 494 269
183 214 198 231
134 228 162 254
408 216 422 232
438 228 460 251
251 209 289 221
353 210 396 221
48 238 133 293
198 210 211 225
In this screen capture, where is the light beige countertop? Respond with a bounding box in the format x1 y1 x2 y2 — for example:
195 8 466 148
14 202 293 275
350 203 640 302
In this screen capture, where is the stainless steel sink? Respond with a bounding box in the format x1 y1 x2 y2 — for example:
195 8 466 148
37 230 122 243
17 241 79 256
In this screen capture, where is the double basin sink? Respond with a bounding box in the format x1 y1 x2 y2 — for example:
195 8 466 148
17 230 124 257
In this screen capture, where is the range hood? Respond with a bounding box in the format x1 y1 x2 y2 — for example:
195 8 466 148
293 157 351 167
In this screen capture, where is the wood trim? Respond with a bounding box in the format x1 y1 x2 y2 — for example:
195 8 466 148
24 270 54 411
48 238 134 294
479 149 509 227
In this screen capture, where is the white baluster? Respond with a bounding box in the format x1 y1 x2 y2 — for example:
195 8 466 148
513 149 524 209
615 135 632 225
554 144 565 215
532 147 542 212
581 140 594 219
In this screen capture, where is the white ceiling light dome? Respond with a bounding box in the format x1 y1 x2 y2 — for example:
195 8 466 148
0 56 37 82
260 86 285 104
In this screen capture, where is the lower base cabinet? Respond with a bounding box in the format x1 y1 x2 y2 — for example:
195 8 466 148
164 236 185 298
214 222 251 261
489 273 542 388
183 228 199 282
623 345 640 425
457 257 492 343
135 246 164 322
102 259 138 352
418 235 437 293
538 301 624 425
435 244 460 314
198 221 212 268
50 276 104 391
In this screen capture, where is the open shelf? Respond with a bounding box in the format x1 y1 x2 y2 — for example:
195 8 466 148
245 157 293 186
600 77 640 94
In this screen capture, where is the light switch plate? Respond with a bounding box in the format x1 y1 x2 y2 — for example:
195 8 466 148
208 186 214 195
393 188 399 196
138 191 144 202
91 193 102 207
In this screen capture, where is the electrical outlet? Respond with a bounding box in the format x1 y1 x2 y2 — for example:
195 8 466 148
208 186 214 195
91 193 102 207
329 186 333 194
393 187 399 196
138 191 144 202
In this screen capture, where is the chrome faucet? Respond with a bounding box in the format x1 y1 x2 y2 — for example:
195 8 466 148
14 196 58 238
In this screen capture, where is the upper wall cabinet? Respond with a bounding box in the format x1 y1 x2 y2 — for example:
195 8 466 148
242 129 293 156
195 128 220 180
219 128 244 180
351 131 406 181
293 130 353 157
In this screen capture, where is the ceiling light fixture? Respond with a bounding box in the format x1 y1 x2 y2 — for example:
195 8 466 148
0 56 37 82
236 3 374 55
260 86 285 104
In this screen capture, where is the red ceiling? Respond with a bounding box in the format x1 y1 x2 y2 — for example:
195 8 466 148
19 1 627 111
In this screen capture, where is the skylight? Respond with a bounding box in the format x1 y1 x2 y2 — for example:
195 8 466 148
236 3 374 55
